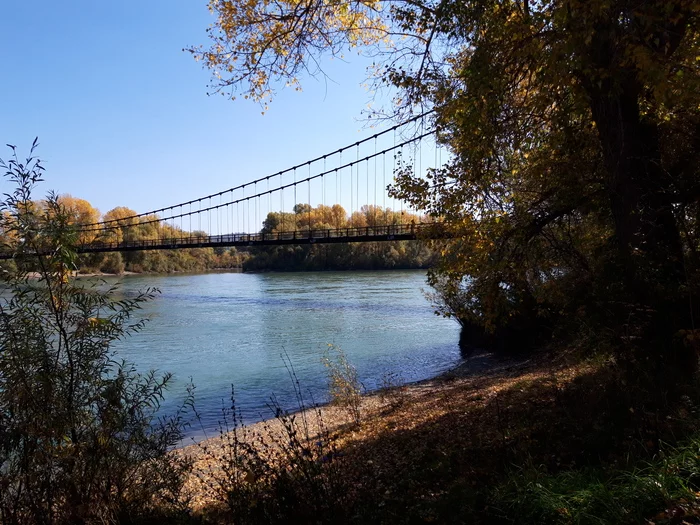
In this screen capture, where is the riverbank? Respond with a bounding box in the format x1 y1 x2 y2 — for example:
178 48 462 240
74 268 242 278
25 266 432 279
177 350 700 523
76 266 423 277
23 270 141 279
178 351 542 512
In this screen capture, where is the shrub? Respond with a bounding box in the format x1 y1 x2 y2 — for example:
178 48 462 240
322 345 362 425
100 251 125 274
378 370 407 408
193 380 348 523
0 142 191 523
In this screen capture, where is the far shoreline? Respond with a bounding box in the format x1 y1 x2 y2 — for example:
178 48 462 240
69 266 432 278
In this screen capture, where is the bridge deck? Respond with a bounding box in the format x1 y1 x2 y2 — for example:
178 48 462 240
0 223 444 260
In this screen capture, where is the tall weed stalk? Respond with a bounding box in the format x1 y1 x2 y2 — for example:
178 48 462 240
193 354 349 524
322 344 362 425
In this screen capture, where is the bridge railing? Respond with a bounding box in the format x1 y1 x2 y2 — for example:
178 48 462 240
0 222 445 259
76 223 433 251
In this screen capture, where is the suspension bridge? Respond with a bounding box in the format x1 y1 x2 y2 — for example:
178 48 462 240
1 115 449 260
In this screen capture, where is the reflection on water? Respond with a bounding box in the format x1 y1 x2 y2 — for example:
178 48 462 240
107 270 461 437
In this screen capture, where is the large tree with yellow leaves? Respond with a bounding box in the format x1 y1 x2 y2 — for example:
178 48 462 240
191 1 700 380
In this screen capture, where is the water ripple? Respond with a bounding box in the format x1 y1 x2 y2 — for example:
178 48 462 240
109 270 461 437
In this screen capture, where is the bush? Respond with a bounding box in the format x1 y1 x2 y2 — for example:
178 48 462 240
378 370 407 408
322 345 362 425
100 251 125 274
193 378 348 523
0 142 191 523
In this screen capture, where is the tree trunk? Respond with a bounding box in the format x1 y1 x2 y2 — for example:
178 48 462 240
589 76 684 291
587 72 693 383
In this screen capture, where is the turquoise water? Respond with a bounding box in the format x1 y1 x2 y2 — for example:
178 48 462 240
107 270 462 437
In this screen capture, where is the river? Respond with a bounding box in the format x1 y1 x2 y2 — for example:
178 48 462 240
106 270 462 438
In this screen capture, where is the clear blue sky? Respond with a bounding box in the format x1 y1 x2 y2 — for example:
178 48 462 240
0 1 397 218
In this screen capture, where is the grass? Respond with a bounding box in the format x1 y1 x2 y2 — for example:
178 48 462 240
493 440 700 524
184 356 353 524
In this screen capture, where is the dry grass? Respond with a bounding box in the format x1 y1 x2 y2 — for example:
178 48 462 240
176 354 564 513
176 352 700 523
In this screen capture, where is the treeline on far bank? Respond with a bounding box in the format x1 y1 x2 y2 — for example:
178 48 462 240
243 241 435 272
73 240 434 275
0 196 435 274
244 203 435 271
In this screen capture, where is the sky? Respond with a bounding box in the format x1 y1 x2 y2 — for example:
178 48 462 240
0 1 410 220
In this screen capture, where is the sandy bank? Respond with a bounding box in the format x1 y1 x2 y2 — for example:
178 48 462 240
177 351 532 511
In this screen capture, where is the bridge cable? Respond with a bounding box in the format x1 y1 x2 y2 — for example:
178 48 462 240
383 148 387 224
374 136 377 221
308 162 311 232
90 131 433 232
80 131 436 235
366 154 369 221
356 143 360 223
81 111 435 229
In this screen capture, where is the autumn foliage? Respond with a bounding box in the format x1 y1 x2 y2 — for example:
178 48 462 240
192 0 700 388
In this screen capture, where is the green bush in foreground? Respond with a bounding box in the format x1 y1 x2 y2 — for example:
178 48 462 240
0 143 192 524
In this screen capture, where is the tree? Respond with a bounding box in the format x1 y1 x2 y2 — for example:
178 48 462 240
0 143 191 522
55 194 100 244
394 1 700 374
102 206 140 244
188 0 388 104
192 0 700 381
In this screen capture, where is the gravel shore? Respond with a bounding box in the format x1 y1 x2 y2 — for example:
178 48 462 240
176 350 531 511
